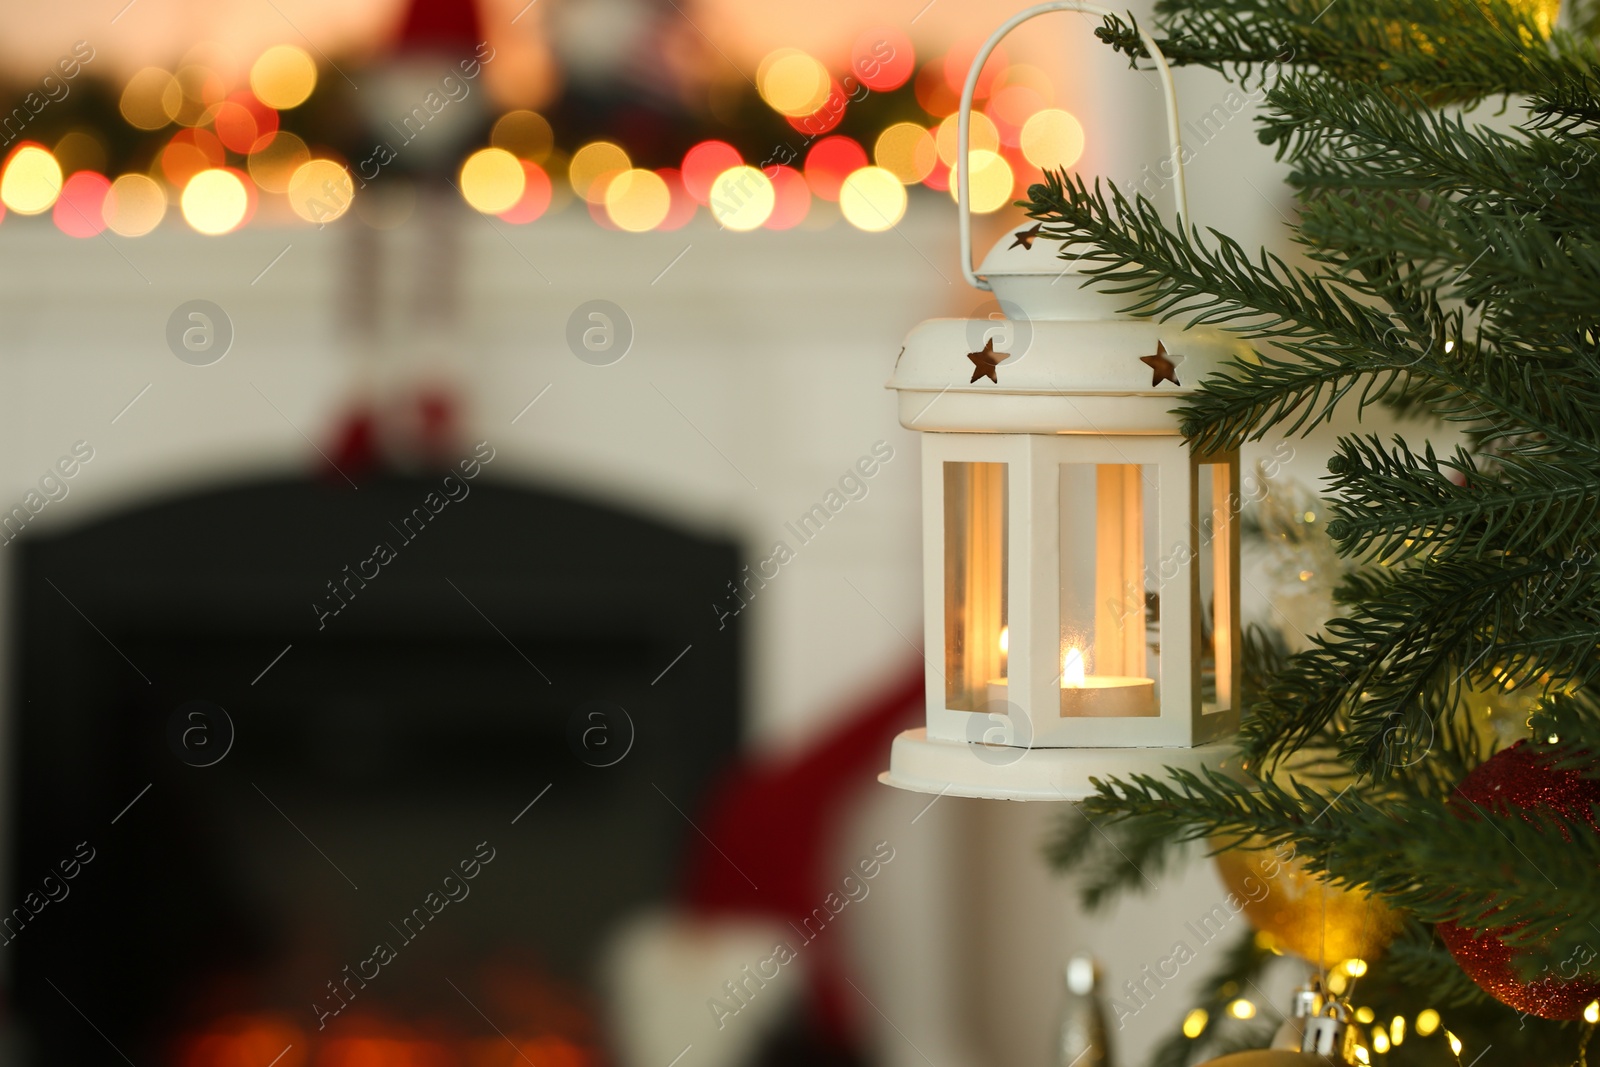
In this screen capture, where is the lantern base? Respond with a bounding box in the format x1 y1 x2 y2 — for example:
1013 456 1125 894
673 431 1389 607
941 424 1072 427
878 728 1242 801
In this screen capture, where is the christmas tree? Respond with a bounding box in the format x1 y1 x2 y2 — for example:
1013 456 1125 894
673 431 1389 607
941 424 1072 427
1022 0 1600 1063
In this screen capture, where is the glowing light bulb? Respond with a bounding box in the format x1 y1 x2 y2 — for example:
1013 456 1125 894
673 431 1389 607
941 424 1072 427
1391 1015 1405 1045
1415 1009 1440 1036
1446 1030 1462 1055
1062 646 1085 687
1344 957 1368 977
998 626 1009 653
1227 999 1255 1020
1372 1030 1390 1054
1181 1009 1207 1038
1586 1001 1599 1024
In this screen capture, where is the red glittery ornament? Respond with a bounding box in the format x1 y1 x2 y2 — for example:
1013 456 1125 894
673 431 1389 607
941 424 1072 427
1436 740 1600 1020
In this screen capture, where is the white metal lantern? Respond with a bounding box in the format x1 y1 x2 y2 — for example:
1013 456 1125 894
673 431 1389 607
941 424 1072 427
880 1 1250 801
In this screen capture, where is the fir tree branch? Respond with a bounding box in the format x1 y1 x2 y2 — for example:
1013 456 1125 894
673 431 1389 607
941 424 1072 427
1245 558 1600 771
1021 173 1600 459
1092 0 1580 102
1380 920 1504 1009
1080 766 1600 961
1321 436 1600 563
1044 807 1193 910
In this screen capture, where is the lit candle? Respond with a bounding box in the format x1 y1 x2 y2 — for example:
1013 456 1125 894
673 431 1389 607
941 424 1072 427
1062 645 1085 686
1057 643 1154 717
986 637 1151 716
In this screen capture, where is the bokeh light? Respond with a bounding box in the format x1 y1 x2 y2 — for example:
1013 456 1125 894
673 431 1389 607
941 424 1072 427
568 141 630 203
764 165 810 230
708 166 774 231
655 168 697 230
681 141 742 205
951 148 1015 213
787 79 846 137
1021 109 1086 171
214 92 277 155
839 166 906 232
247 130 309 193
804 136 867 201
52 171 110 237
459 148 525 214
120 67 183 130
174 64 228 126
874 123 937 184
935 112 1000 167
104 173 167 236
758 49 830 117
181 167 249 234
987 84 1048 146
604 168 670 232
498 161 553 224
491 110 554 161
160 128 226 187
250 45 316 110
1 145 62 215
288 159 354 224
995 63 1055 98
943 40 1009 100
851 27 914 92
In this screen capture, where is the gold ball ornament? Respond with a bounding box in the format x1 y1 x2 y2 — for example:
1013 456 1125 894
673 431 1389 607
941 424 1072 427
1212 837 1402 967
1198 1053 1343 1067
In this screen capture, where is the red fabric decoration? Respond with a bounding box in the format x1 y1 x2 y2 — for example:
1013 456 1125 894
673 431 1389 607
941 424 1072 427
681 665 924 1043
394 0 484 53
1437 740 1600 1019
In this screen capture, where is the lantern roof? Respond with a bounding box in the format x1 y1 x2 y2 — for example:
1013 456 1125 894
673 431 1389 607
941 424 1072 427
887 316 1250 435
972 228 1138 322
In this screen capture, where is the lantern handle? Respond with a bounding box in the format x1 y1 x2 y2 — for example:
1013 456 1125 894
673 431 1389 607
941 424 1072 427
957 1 1189 291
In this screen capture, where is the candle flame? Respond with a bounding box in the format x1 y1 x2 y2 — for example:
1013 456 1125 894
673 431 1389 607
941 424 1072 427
998 626 1008 654
1063 646 1085 687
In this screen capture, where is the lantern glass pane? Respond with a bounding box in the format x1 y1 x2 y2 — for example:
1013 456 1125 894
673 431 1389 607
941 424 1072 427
943 461 1007 712
1198 463 1233 712
1057 463 1158 717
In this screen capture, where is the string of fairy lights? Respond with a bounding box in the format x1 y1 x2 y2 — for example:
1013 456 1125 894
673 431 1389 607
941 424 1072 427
0 35 1086 237
1177 951 1594 1064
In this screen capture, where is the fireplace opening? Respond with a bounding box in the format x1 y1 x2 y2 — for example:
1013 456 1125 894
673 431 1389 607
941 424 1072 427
9 474 743 1064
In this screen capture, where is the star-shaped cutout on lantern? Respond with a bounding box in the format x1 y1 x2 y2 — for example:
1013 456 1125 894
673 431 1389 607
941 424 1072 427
1008 223 1043 250
967 338 1004 383
1140 341 1182 387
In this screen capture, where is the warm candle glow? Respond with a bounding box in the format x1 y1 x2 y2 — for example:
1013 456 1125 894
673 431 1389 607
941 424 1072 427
1062 646 1085 687
998 626 1009 654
